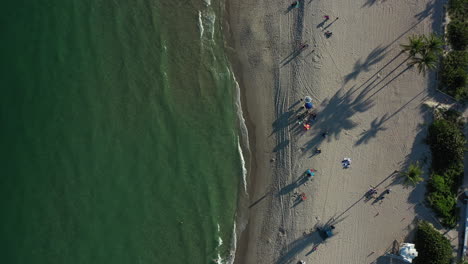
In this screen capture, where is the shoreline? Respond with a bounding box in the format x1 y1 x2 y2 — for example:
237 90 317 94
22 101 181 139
224 0 278 264
222 2 259 263
223 0 286 262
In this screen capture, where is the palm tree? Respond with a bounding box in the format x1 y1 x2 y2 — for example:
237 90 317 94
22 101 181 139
401 35 425 57
401 162 424 186
409 51 438 75
423 33 444 56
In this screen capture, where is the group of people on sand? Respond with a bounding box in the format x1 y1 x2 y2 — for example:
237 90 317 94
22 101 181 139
289 2 338 39
366 187 392 202
323 15 338 38
297 109 317 130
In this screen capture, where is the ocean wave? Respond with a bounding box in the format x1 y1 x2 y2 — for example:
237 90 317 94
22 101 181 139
217 224 223 247
198 8 216 43
238 138 247 194
198 11 204 41
214 222 236 264
232 70 250 196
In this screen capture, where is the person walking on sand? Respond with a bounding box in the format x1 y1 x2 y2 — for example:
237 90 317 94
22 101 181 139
291 1 300 8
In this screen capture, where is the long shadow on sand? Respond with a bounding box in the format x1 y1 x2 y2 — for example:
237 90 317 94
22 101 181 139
278 174 310 196
276 217 345 264
276 232 321 264
355 89 426 145
301 86 375 152
272 110 295 135
344 46 390 84
302 54 412 154
343 11 430 85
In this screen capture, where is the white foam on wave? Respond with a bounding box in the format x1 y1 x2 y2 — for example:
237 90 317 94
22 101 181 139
238 138 247 194
217 224 223 247
198 11 204 41
198 7 216 46
205 11 216 41
232 70 249 195
214 222 237 264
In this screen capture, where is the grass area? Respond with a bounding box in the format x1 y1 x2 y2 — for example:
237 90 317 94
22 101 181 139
426 109 466 227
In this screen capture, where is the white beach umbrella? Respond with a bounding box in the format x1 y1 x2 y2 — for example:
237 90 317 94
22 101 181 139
304 96 312 103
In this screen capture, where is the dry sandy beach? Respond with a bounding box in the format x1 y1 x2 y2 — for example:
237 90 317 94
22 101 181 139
225 0 453 263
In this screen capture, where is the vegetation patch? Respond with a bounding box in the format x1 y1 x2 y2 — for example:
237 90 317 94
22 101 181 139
448 20 468 51
441 0 468 99
439 51 468 100
413 221 453 264
426 109 465 227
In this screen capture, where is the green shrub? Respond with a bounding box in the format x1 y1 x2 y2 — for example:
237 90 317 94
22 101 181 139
448 0 468 20
440 108 465 128
414 221 453 264
426 111 465 228
440 51 468 100
427 119 466 172
427 165 463 227
444 164 464 192
427 191 457 225
428 174 451 194
448 19 468 50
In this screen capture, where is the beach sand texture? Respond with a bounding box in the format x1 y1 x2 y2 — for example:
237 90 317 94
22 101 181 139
226 0 452 263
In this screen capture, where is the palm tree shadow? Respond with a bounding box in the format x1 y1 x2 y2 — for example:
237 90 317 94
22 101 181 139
355 114 388 145
344 46 389 84
415 0 436 21
302 86 375 152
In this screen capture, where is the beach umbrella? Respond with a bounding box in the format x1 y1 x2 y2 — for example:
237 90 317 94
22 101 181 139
304 96 312 103
305 102 313 109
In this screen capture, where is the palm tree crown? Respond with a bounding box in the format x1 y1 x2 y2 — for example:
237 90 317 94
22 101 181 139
410 52 438 75
401 35 425 57
423 34 444 56
402 162 424 186
401 34 444 75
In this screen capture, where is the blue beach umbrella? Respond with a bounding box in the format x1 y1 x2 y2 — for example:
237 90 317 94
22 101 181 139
305 102 313 109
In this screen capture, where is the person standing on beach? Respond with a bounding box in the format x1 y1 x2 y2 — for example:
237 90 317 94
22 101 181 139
291 1 300 8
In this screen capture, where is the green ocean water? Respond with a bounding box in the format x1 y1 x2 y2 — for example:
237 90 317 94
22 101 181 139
0 0 241 263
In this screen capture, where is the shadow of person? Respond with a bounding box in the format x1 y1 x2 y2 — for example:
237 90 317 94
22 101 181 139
272 110 295 135
276 231 323 264
316 19 327 29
